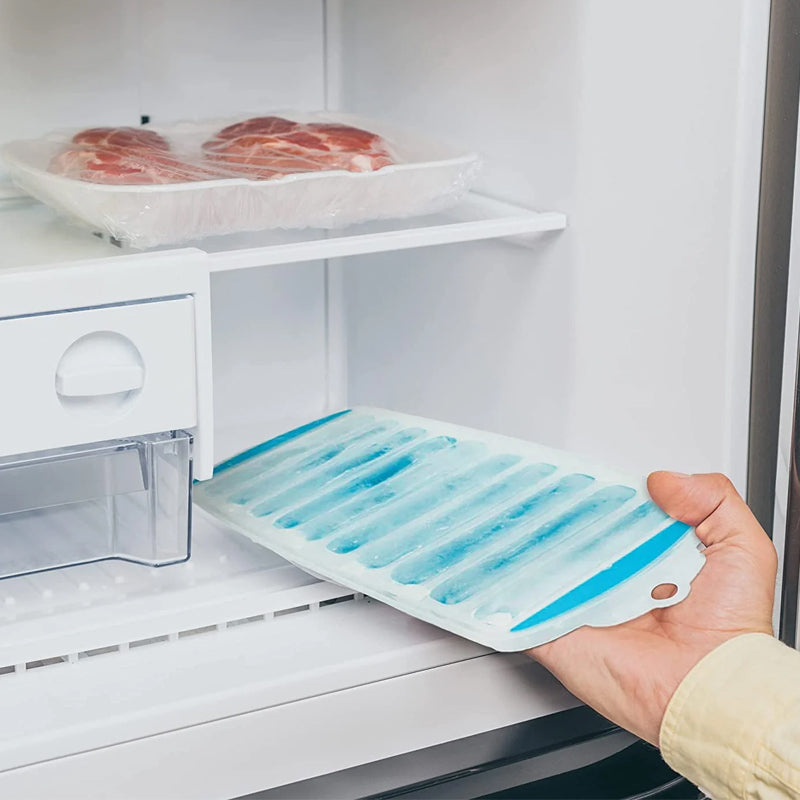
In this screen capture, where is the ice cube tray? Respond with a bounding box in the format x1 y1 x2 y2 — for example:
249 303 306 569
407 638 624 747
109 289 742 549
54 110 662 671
194 408 705 651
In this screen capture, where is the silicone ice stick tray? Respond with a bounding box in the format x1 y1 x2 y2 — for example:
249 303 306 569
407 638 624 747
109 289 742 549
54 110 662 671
194 408 706 651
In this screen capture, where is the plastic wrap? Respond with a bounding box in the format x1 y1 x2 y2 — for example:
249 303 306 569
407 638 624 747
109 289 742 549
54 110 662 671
1 112 481 249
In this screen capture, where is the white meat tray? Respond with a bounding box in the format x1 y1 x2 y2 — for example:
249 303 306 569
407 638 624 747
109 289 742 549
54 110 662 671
0 112 481 249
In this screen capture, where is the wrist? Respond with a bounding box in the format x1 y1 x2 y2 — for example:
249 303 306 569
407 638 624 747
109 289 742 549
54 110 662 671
659 633 786 798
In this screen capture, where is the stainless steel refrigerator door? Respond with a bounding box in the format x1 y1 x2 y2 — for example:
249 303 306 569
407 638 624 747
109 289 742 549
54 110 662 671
746 0 800 645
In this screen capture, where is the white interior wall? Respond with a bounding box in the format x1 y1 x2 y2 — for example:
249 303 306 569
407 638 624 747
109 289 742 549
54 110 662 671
0 0 766 479
0 0 331 461
0 1 140 144
337 0 766 487
338 0 581 450
141 0 331 458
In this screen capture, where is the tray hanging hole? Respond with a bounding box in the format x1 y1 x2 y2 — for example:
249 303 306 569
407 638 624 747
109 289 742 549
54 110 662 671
651 583 678 601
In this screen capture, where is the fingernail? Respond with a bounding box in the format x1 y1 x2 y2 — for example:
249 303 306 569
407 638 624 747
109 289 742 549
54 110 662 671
668 471 692 478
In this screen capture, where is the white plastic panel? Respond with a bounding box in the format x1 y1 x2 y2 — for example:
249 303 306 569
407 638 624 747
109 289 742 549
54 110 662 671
338 0 767 488
0 0 326 182
0 1 141 146
0 297 197 457
0 507 581 789
0 249 215 476
0 649 576 799
138 0 325 123
210 263 330 463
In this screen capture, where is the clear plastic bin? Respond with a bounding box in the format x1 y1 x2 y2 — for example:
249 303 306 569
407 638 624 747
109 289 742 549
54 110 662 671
0 430 192 579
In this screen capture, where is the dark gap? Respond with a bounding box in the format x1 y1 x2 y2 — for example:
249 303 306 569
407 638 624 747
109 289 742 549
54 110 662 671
320 595 355 607
178 624 218 639
275 604 310 617
130 635 169 649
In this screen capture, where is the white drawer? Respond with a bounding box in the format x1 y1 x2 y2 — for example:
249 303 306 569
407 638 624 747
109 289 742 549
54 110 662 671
0 296 197 458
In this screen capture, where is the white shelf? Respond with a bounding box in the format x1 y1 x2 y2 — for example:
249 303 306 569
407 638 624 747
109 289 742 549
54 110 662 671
0 193 566 274
202 194 566 272
0 509 578 789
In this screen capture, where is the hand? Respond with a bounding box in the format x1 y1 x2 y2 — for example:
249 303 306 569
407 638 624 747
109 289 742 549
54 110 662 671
528 471 778 746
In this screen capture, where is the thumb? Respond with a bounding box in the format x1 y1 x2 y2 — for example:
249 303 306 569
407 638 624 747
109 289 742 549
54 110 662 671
647 471 768 550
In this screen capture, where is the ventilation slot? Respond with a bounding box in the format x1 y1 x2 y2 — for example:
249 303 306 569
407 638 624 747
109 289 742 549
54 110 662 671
130 635 169 649
178 624 218 639
274 604 309 618
228 614 267 628
0 587 363 679
319 594 356 607
78 645 118 660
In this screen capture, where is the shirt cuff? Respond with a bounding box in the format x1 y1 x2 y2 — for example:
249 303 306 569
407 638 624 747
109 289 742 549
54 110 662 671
660 632 796 799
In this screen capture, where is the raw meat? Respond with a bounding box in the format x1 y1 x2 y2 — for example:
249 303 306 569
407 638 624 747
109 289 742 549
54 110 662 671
71 126 170 152
211 116 299 140
50 147 202 185
50 125 209 184
48 118 395 185
203 116 394 179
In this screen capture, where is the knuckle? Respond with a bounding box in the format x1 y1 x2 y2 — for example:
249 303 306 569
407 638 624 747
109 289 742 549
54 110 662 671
710 472 734 492
706 472 740 504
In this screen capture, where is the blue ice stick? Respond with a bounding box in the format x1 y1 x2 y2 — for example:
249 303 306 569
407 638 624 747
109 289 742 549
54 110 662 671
430 484 637 605
206 412 369 495
391 473 594 586
510 519 691 631
301 441 489 541
359 462 557 569
213 410 352 475
330 453 524 555
229 422 396 505
248 427 427 517
274 436 456 529
474 500 668 619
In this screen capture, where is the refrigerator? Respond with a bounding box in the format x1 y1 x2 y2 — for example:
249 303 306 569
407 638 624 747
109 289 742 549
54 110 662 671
0 0 777 796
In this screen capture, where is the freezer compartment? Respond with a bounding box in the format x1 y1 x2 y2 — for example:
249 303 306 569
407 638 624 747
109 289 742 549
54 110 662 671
0 430 192 579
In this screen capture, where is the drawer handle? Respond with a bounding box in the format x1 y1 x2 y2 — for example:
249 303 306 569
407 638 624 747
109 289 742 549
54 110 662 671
56 364 145 398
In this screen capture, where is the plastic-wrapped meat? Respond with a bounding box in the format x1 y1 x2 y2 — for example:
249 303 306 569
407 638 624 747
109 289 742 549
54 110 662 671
50 147 203 185
211 116 299 141
202 134 325 179
71 126 170 152
50 125 208 184
284 123 394 171
48 118 395 184
203 117 394 178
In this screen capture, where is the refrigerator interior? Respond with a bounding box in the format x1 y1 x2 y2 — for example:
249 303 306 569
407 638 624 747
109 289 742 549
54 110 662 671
0 1 769 796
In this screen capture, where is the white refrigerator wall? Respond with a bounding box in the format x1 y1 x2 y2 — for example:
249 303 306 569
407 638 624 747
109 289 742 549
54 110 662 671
0 0 333 461
337 0 766 489
0 0 767 481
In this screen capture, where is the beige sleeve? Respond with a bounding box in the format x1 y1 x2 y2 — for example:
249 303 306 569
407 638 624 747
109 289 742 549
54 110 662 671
660 632 800 799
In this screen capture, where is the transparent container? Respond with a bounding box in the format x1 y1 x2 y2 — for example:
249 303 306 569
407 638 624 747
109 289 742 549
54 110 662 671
0 430 192 579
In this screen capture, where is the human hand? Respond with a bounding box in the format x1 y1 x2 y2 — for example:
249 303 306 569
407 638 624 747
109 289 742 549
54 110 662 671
528 471 778 746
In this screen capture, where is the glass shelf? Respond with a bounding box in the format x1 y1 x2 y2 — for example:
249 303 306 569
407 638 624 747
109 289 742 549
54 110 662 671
0 193 566 274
